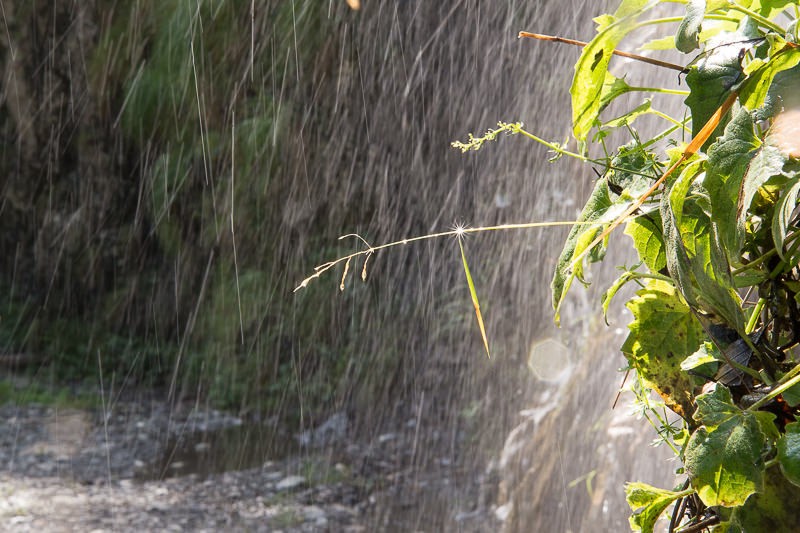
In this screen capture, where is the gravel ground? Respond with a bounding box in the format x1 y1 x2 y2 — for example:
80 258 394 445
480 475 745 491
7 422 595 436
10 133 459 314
0 397 497 532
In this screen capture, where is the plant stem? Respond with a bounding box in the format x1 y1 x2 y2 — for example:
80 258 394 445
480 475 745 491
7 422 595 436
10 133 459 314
728 4 785 34
748 368 800 411
295 220 604 291
512 127 589 161
745 298 766 334
518 31 685 71
627 86 690 97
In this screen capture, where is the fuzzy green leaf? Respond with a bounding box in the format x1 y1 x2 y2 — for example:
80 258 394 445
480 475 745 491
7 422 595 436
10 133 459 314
684 41 744 147
621 280 704 417
705 107 761 254
570 0 652 144
693 385 739 428
778 422 800 487
661 159 745 332
686 388 765 507
676 0 705 53
738 144 789 232
626 482 688 533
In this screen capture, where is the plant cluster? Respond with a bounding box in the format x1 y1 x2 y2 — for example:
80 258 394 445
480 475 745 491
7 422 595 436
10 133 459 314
542 0 800 530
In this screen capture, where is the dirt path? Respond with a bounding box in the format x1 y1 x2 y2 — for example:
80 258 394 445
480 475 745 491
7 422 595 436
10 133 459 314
0 400 496 532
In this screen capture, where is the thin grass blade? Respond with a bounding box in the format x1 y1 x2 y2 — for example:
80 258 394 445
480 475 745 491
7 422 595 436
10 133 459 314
459 237 490 358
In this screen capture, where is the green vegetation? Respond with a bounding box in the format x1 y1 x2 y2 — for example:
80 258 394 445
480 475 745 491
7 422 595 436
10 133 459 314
0 1 376 417
542 1 800 530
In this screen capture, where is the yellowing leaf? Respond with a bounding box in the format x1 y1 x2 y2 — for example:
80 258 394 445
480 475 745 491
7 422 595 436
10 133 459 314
459 238 490 358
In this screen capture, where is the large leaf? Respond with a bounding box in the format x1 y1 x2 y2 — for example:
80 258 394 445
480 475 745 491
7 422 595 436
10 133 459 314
626 482 688 533
621 280 704 418
684 38 745 148
661 158 746 332
778 421 800 487
676 0 705 53
570 0 652 144
685 387 765 507
705 107 761 254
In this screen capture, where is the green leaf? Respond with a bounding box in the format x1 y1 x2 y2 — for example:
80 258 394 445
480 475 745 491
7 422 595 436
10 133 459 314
740 46 800 111
783 381 800 407
772 177 800 260
778 422 800 487
570 0 652 144
731 462 800 530
661 158 746 333
684 40 744 148
621 280 704 418
676 0 705 53
603 99 652 130
738 144 789 232
686 388 765 507
598 74 636 115
552 145 654 322
459 238 490 358
681 341 720 371
693 384 739 428
705 107 761 254
753 410 779 443
625 482 689 533
640 35 677 51
624 211 666 274
601 271 636 323
551 180 618 324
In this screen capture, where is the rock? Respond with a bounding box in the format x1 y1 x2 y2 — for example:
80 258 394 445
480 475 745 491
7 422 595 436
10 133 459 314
295 412 348 447
276 475 306 491
303 504 327 526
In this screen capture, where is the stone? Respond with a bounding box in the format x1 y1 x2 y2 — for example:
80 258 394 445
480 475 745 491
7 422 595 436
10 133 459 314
275 475 306 491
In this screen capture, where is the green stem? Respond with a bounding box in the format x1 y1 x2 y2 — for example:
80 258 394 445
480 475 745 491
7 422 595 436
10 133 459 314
732 248 777 275
630 271 674 284
634 14 742 30
745 298 766 334
513 127 590 162
731 231 800 276
516 126 668 180
627 86 690 97
649 110 691 132
775 362 800 388
728 4 785 34
769 235 800 278
748 368 800 411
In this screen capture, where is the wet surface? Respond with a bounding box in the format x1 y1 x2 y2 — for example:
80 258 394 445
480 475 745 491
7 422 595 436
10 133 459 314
135 422 298 481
